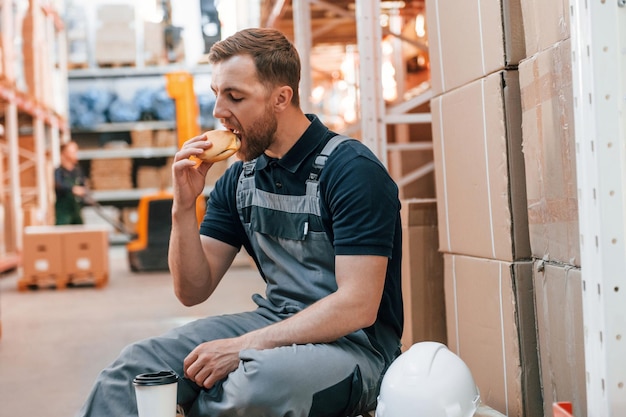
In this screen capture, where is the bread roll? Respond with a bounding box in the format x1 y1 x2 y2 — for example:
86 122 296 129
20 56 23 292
197 130 241 163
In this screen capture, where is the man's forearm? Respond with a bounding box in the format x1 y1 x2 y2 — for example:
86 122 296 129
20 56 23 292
240 292 376 351
242 256 386 349
169 206 213 306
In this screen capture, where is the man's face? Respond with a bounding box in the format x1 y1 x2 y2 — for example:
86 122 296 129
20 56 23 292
210 55 278 161
63 142 79 165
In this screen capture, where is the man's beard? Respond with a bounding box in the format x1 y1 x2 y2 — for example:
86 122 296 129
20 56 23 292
238 108 277 162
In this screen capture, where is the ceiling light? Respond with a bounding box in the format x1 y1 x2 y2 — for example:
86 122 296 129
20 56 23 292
380 1 406 10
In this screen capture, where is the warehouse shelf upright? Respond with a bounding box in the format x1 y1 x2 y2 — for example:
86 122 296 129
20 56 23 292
0 0 69 273
569 0 626 415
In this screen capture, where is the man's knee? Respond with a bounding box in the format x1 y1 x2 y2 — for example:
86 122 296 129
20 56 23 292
225 348 365 415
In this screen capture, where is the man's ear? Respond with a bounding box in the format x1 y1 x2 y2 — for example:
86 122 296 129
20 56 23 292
273 86 293 111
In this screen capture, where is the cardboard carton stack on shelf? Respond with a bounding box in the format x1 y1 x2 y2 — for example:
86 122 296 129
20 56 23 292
22 0 68 115
130 127 154 148
22 2 44 99
0 0 69 275
426 0 586 415
64 1 185 70
153 128 177 148
399 198 446 351
425 0 541 415
518 1 586 416
94 4 136 67
90 157 133 191
143 19 167 66
64 3 89 69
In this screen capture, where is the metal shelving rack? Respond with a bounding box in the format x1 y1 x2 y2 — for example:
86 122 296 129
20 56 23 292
0 0 69 272
569 0 626 415
64 0 215 210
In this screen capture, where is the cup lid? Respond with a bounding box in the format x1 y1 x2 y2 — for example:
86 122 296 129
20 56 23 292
133 370 179 386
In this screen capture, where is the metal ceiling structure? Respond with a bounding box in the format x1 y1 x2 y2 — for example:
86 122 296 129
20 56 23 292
261 0 426 45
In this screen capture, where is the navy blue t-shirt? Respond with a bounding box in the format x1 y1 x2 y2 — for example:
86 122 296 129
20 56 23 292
200 115 403 348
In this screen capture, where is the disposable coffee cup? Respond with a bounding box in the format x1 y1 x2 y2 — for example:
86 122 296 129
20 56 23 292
133 370 179 417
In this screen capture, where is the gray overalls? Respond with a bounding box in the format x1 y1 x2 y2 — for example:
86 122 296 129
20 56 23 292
76 136 386 417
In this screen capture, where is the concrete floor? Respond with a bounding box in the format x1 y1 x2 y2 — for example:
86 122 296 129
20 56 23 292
0 245 265 417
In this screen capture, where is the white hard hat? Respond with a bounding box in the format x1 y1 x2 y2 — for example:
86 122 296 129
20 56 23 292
375 341 480 417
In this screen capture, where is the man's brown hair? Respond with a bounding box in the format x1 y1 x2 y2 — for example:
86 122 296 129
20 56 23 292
60 140 78 154
207 28 301 106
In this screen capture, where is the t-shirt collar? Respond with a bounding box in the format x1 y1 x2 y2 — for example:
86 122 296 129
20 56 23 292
256 114 330 173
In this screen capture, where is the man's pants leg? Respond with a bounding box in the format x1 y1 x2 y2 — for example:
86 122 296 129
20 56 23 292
76 311 273 417
187 340 385 417
76 309 385 417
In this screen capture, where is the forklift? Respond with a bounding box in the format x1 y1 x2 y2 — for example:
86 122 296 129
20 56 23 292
127 71 206 272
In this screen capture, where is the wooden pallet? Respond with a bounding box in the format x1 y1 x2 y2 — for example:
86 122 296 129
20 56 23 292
97 61 136 69
68 272 108 289
17 274 69 291
67 61 89 70
17 272 107 291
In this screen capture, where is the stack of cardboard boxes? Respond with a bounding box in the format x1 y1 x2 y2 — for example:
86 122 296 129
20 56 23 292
19 225 109 290
90 157 133 191
22 0 67 114
65 3 89 68
94 4 136 67
425 0 585 415
399 198 446 350
518 0 586 416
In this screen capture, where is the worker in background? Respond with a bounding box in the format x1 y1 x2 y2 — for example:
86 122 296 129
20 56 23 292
54 140 87 225
77 28 403 417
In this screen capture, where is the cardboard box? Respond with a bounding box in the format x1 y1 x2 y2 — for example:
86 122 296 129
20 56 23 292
21 226 65 282
444 254 541 417
90 158 133 190
21 225 109 288
519 39 579 266
136 166 166 189
91 158 133 174
153 129 177 148
144 21 165 65
425 0 525 96
62 226 109 285
400 198 446 350
95 41 137 66
431 70 530 261
533 261 586 417
95 23 136 65
161 159 173 189
130 128 154 148
520 0 570 57
97 4 135 23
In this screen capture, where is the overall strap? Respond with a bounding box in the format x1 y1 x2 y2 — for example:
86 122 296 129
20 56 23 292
242 159 256 178
306 134 353 196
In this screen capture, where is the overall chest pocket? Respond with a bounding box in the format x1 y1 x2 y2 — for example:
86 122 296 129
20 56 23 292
249 206 310 241
248 208 328 242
